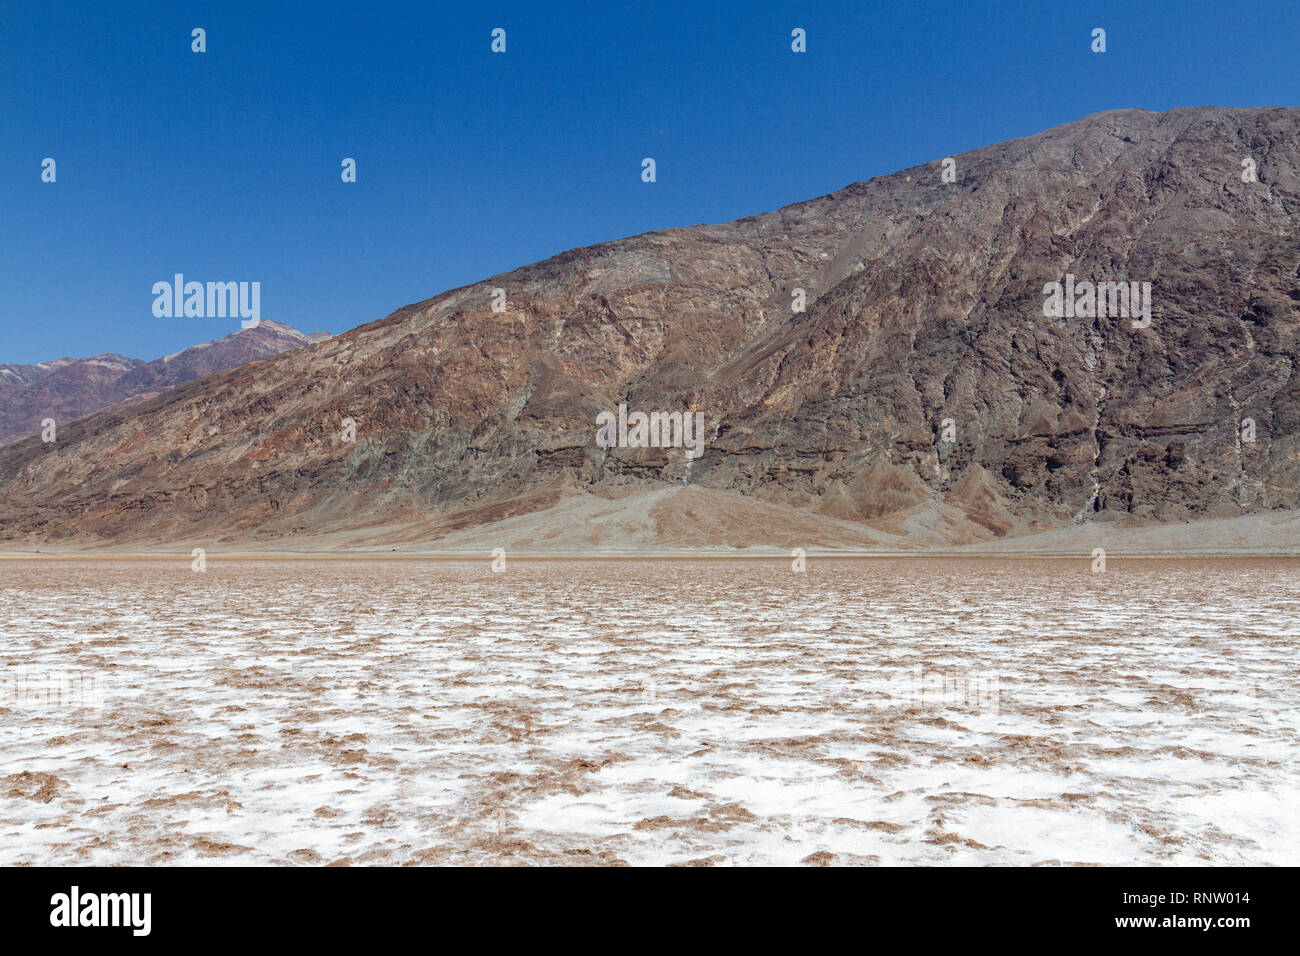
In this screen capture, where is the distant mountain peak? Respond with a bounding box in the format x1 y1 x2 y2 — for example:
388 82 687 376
0 322 331 447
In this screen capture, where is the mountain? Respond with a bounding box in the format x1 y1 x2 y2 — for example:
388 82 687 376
1 107 1298 551
0 321 330 448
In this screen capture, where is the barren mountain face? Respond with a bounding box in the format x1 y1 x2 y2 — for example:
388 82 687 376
1 107 1297 550
0 321 329 448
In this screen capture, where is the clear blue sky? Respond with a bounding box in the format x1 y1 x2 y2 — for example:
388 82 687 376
2 0 1297 363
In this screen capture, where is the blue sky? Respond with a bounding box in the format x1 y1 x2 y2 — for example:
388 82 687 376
1 0 1297 363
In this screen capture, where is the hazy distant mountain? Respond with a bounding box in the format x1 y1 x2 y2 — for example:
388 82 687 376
1 107 1297 550
0 321 330 447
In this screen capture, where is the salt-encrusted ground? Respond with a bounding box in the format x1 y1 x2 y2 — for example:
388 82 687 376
1 557 1295 865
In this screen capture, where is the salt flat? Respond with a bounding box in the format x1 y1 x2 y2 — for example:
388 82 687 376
0 557 1295 865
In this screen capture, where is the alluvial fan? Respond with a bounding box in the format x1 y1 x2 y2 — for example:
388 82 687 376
1 557 1295 866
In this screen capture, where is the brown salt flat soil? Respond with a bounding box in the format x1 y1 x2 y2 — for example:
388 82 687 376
1 556 1296 866
3 497 1298 558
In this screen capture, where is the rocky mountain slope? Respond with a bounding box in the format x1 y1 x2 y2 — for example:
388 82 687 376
0 321 329 447
1 107 1297 551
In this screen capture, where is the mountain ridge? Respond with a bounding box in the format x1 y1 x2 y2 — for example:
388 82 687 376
1 106 1297 551
0 320 330 447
